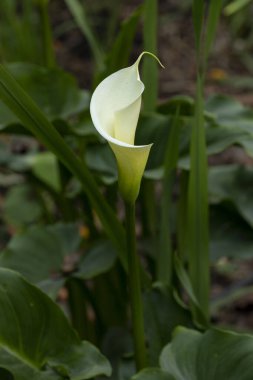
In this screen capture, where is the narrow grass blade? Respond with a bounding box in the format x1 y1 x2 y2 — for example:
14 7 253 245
0 0 23 61
188 0 222 324
157 109 181 284
192 0 204 54
37 0 56 67
224 0 252 15
140 0 159 259
103 6 143 77
204 0 223 63
0 64 126 268
187 74 209 321
177 170 189 260
174 255 208 327
142 0 158 112
64 0 104 71
105 0 122 47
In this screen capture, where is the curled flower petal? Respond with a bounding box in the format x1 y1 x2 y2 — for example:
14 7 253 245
90 52 162 203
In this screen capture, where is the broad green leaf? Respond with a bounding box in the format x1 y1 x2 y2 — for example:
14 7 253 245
99 327 134 380
3 184 43 228
48 341 111 379
160 327 253 380
143 284 191 365
141 95 253 174
38 278 65 300
86 143 118 184
47 223 81 256
0 268 111 379
205 94 248 120
208 164 253 228
75 241 117 280
205 124 251 157
25 152 61 192
0 347 62 380
205 95 253 157
136 113 170 170
179 95 253 169
0 63 88 128
0 223 80 284
158 94 253 168
210 205 253 261
132 368 175 380
157 96 195 117
160 327 202 379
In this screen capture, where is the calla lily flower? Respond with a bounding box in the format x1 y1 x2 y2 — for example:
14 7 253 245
90 52 162 203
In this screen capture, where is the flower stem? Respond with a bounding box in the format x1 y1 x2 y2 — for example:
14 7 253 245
38 0 55 68
125 201 147 371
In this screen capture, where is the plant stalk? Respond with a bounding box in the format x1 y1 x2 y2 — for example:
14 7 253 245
125 201 147 371
38 0 55 67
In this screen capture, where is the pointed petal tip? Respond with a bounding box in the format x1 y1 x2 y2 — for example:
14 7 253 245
136 51 165 69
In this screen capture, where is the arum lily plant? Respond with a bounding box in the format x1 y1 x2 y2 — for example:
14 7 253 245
90 51 163 203
90 52 163 370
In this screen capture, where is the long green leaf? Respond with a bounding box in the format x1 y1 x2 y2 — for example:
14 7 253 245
143 284 191 365
204 0 223 63
174 255 208 328
64 0 104 71
100 5 143 80
0 64 126 269
142 0 158 111
224 0 252 15
192 0 204 54
187 74 209 321
37 0 56 67
157 110 181 284
188 0 222 323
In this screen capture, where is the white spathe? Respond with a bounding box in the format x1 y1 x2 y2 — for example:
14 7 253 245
90 52 160 203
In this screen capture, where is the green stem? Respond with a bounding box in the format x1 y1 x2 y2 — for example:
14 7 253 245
67 278 89 340
125 201 147 371
140 179 157 238
38 0 55 67
177 170 189 260
157 174 174 283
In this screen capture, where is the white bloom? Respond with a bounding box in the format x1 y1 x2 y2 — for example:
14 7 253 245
90 52 162 203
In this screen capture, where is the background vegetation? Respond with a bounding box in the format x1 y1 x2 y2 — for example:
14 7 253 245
1 0 253 379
